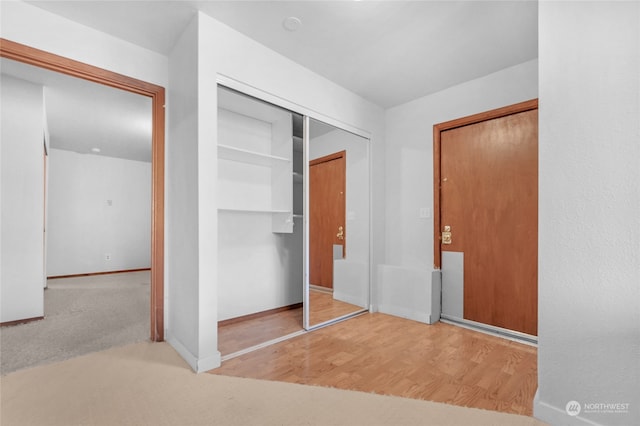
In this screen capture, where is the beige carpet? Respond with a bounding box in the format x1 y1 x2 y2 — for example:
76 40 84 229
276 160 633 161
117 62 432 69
0 341 548 426
1 271 149 375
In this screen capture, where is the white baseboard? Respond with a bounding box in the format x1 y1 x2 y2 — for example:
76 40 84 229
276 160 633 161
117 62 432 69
333 291 366 308
196 351 222 373
167 335 221 373
167 336 198 371
377 303 430 324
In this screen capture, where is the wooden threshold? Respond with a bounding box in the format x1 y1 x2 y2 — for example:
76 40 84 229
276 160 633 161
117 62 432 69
218 303 303 327
48 268 151 280
1 316 45 327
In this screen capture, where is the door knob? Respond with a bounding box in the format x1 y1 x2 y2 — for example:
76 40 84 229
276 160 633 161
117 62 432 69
336 226 344 240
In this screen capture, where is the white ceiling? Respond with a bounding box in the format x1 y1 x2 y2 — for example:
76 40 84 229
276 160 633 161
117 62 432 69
6 1 537 162
1 58 152 162
26 0 538 109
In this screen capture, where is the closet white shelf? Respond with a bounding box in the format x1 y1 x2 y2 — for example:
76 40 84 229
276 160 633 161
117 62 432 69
218 207 291 214
218 144 290 166
292 172 303 183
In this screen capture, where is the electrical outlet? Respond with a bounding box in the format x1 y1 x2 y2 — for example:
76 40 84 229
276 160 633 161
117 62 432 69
105 254 111 261
419 207 430 219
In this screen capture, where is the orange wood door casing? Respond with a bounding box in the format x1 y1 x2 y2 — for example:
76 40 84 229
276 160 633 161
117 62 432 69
440 109 538 335
309 152 346 289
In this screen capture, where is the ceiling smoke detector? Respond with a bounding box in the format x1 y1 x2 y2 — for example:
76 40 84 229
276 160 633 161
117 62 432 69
282 16 302 32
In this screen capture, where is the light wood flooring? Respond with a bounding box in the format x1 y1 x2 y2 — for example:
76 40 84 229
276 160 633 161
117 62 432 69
211 313 538 416
308 289 365 326
218 308 303 356
218 289 366 356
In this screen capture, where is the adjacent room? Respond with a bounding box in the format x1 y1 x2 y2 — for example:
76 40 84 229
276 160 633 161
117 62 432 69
0 58 153 374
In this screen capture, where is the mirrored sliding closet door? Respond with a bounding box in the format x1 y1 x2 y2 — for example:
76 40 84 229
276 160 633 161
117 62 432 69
216 86 371 356
304 117 370 329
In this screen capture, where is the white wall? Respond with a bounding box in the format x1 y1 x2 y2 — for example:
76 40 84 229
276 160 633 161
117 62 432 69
218 212 303 320
167 15 206 371
384 59 538 270
0 75 45 323
535 3 640 425
46 149 151 276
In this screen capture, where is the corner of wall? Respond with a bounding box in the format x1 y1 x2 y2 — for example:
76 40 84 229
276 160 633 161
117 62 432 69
166 334 221 373
166 10 201 367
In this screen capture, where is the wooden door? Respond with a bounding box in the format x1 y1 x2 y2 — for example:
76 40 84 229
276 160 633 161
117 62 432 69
309 151 346 289
438 103 538 336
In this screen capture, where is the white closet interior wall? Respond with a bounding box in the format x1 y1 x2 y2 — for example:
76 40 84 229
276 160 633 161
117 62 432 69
217 87 303 321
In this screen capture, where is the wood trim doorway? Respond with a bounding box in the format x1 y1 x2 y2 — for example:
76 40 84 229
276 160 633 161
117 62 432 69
432 99 538 269
1 38 165 341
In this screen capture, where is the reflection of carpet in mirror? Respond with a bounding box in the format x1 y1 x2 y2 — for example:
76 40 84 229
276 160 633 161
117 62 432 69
309 288 363 326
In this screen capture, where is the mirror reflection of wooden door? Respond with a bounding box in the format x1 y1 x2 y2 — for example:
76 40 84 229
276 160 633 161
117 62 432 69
309 151 346 289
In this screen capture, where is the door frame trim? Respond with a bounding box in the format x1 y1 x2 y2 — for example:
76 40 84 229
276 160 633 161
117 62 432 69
432 98 538 268
309 150 346 166
1 38 165 341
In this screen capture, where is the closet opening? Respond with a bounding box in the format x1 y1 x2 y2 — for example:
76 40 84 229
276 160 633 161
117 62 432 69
216 86 371 359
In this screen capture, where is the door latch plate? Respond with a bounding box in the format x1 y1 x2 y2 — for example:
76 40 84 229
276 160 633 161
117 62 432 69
442 225 452 245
